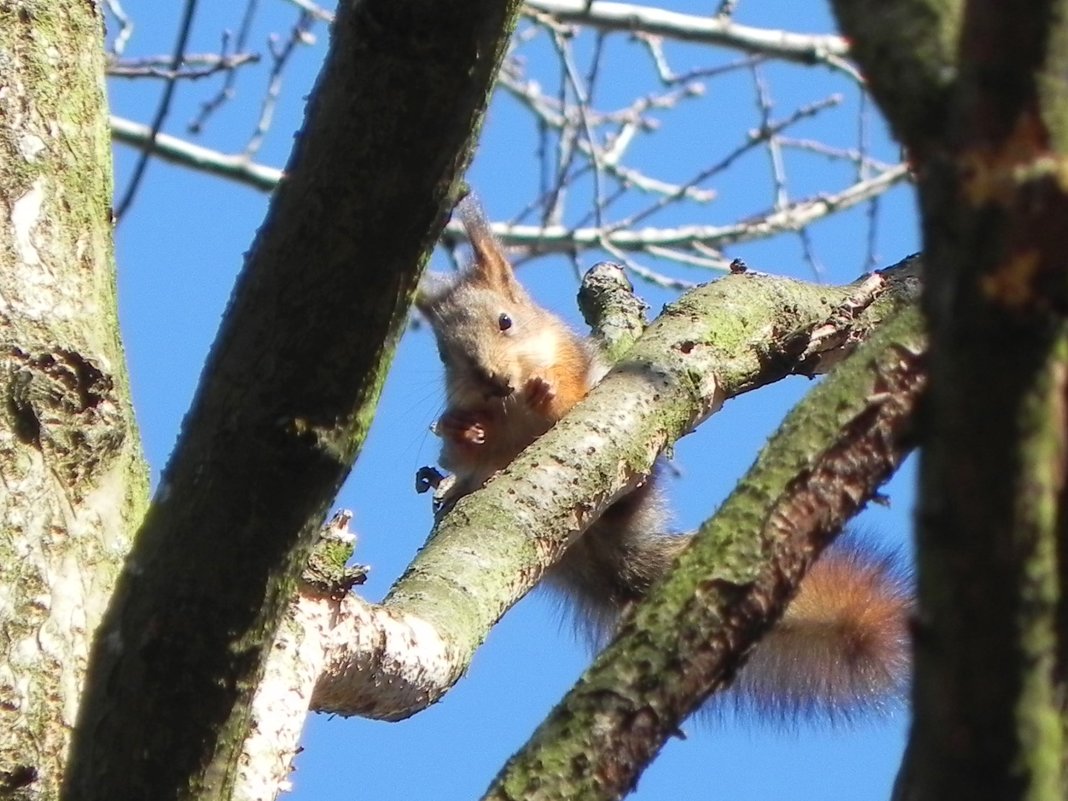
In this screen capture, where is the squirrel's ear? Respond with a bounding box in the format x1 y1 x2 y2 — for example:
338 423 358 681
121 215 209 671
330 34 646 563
456 195 524 297
414 272 452 316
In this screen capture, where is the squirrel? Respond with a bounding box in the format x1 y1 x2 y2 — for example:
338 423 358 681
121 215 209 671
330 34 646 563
416 196 911 721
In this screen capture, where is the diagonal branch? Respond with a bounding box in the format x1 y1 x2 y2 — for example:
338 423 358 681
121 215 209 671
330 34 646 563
482 302 925 801
110 115 283 191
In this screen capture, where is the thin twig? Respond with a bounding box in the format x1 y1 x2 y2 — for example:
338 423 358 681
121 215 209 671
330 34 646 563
189 0 260 134
638 33 761 86
552 29 606 227
858 88 880 271
750 63 789 210
279 0 334 23
245 11 316 157
114 0 200 221
107 52 260 80
777 136 893 171
104 0 135 55
610 93 842 233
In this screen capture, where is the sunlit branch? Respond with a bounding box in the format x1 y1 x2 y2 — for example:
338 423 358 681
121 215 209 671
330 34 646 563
524 0 859 81
110 115 283 192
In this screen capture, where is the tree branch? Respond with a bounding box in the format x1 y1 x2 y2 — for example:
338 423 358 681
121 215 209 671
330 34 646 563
525 1 858 80
110 115 283 191
482 302 925 801
108 115 911 262
478 164 910 257
226 257 919 798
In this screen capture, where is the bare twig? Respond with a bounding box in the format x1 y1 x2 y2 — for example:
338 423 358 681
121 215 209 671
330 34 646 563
638 32 761 85
110 116 283 191
245 11 316 156
751 63 789 210
104 0 135 55
858 89 881 270
778 136 893 171
524 0 860 81
109 112 909 260
610 92 843 233
114 0 201 221
497 70 714 205
279 0 334 23
494 164 910 255
188 0 261 134
551 29 606 226
107 52 260 80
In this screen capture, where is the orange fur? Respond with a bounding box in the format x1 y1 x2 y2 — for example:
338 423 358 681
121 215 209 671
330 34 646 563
731 535 911 721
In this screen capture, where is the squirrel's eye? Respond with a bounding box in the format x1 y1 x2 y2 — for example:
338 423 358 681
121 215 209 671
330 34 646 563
498 313 513 331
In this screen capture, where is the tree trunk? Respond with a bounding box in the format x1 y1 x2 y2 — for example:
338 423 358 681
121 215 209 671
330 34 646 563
0 3 147 799
834 1 1068 799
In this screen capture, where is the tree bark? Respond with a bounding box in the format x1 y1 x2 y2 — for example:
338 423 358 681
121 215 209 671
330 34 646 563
225 258 918 798
835 1 1068 799
0 3 148 799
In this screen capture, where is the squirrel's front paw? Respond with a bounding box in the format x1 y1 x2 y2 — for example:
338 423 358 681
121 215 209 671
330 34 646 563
438 410 487 445
524 376 557 413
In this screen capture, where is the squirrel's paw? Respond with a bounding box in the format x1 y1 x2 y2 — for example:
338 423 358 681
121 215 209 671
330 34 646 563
439 410 487 445
524 376 557 413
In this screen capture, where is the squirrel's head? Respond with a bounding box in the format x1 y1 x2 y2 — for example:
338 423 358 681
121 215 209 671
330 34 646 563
417 197 566 408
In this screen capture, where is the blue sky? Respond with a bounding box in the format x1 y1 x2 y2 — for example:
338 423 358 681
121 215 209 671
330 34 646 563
106 1 920 799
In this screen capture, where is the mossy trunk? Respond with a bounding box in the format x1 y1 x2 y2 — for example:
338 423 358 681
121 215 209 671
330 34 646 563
834 1 1068 798
0 3 148 799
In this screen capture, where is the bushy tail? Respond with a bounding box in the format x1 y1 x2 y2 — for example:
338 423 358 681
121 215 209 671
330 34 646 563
730 534 912 723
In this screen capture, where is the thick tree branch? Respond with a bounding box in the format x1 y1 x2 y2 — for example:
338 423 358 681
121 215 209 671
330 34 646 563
228 258 919 797
839 1 1068 799
66 2 524 799
482 303 924 801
